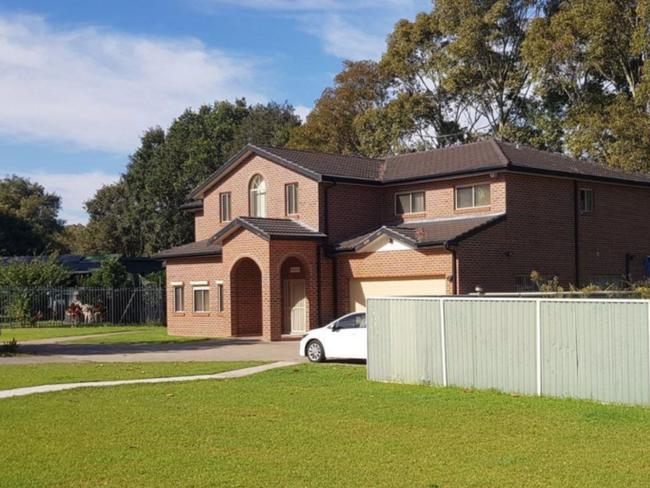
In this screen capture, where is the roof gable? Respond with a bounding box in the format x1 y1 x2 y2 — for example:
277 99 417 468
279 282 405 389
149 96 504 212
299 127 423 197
211 217 326 243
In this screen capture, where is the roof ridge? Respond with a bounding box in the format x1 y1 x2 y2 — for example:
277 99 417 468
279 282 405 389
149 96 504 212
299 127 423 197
384 139 498 160
253 144 384 162
489 139 511 165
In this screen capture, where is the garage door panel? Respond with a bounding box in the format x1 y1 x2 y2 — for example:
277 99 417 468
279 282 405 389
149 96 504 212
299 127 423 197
350 277 447 312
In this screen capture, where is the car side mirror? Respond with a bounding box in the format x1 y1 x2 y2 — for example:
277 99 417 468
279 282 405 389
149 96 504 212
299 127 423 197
331 323 340 331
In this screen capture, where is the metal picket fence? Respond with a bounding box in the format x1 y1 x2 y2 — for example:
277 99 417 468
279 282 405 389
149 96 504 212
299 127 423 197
0 287 165 327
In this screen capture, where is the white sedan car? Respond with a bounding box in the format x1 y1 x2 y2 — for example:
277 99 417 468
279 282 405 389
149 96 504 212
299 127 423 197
299 312 367 362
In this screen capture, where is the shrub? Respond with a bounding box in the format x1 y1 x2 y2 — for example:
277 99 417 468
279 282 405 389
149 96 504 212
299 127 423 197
0 338 18 356
0 256 70 288
6 294 34 326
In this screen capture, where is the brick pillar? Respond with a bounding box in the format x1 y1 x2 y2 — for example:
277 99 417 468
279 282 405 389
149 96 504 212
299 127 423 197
266 265 282 341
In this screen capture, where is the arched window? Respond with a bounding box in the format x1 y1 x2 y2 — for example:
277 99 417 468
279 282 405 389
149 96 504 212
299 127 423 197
249 175 266 217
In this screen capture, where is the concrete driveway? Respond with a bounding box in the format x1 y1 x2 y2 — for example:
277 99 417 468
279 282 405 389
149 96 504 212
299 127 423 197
1 336 305 365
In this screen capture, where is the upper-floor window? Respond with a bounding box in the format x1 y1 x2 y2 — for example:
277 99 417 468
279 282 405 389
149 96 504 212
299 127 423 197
220 192 231 222
285 183 298 215
455 184 491 209
249 175 266 217
579 188 593 213
395 191 425 215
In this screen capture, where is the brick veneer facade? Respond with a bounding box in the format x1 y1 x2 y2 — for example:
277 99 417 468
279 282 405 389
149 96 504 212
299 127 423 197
162 145 650 340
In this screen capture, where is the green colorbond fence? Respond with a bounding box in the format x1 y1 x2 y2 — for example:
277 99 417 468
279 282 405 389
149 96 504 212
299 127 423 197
367 297 650 406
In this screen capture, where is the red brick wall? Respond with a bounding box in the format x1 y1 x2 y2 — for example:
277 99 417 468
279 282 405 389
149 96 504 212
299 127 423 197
165 256 229 337
323 183 384 243
196 154 320 240
381 174 506 224
455 173 650 293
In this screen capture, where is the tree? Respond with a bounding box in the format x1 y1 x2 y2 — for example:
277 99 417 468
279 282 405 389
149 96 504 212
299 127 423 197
523 0 650 171
0 256 70 288
84 257 131 288
290 1 556 156
288 60 389 156
0 176 64 255
84 99 300 255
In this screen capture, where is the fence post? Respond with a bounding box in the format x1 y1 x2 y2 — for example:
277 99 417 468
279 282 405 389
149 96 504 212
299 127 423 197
439 298 448 387
536 299 542 396
647 301 650 395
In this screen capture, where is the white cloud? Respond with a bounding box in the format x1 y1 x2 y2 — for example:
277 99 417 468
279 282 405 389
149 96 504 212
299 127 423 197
302 14 386 60
14 171 120 224
294 105 311 122
202 0 430 61
0 14 267 153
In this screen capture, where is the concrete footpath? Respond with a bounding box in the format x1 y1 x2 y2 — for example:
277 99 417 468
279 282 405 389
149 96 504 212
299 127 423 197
2 336 304 365
0 361 297 399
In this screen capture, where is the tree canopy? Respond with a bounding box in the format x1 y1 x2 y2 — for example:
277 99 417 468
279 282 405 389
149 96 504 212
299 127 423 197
0 176 64 255
82 99 300 256
291 0 650 172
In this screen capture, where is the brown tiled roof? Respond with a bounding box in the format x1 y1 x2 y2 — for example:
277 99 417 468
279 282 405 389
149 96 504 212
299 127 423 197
335 214 505 252
253 146 384 181
189 139 650 203
153 238 222 260
383 140 650 185
212 217 327 243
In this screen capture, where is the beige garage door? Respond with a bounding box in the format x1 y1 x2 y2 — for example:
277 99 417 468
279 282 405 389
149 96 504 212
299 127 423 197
349 276 447 312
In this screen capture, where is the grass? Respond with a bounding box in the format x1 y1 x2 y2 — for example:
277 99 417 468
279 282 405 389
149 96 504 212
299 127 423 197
63 327 211 345
0 361 262 391
3 364 650 487
0 325 156 342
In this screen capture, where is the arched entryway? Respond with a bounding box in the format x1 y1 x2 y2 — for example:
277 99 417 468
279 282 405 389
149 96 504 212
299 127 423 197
230 257 263 336
281 257 308 335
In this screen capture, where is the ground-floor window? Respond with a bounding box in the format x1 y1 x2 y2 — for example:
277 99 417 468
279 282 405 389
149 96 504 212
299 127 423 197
193 285 210 312
172 283 184 312
216 282 224 312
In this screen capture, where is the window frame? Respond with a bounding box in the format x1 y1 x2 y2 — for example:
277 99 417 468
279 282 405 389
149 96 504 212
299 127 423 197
192 285 210 313
394 191 426 215
249 174 267 218
216 281 224 313
579 188 594 214
219 192 231 223
455 183 491 210
172 283 184 313
285 182 299 216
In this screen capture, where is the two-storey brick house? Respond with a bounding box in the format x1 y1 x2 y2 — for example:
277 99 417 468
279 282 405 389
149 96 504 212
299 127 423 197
155 139 650 340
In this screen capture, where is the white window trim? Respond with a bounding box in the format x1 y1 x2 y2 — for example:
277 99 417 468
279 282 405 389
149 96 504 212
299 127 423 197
285 183 299 215
192 286 210 313
190 280 208 286
170 281 183 287
220 192 231 223
395 191 426 215
455 184 491 210
216 281 224 312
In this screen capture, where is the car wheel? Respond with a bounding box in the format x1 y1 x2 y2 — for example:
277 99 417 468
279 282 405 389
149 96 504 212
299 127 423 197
306 340 325 363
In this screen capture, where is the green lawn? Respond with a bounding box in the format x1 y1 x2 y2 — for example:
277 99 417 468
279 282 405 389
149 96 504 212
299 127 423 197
63 327 211 345
0 325 157 342
2 364 650 487
0 361 261 391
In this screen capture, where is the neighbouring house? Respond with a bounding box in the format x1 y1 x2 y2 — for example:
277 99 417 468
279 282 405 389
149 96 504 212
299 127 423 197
154 139 650 340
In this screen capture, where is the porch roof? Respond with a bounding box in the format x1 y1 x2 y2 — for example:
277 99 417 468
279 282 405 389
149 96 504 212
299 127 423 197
335 213 506 252
211 217 327 243
153 238 223 260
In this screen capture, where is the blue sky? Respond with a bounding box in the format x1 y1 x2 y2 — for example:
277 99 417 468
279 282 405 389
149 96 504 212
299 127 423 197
0 0 429 223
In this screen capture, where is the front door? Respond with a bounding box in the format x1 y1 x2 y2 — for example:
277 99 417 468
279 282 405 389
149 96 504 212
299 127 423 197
283 279 306 334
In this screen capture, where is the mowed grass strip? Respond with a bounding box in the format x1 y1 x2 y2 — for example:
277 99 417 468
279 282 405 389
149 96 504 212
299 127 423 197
63 327 211 345
2 364 650 487
0 325 156 342
0 361 262 391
